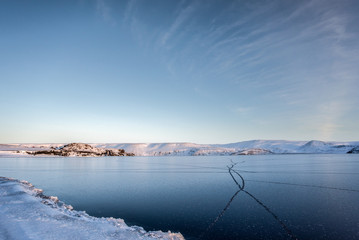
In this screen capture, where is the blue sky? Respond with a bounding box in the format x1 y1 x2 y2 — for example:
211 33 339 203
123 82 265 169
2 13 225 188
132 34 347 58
1 0 358 143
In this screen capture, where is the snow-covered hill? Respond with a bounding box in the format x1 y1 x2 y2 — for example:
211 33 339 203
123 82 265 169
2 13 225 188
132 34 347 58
94 142 236 156
217 140 306 153
92 140 359 155
1 140 359 157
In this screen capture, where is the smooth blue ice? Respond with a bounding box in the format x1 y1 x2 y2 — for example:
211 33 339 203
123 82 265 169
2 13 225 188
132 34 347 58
0 154 358 240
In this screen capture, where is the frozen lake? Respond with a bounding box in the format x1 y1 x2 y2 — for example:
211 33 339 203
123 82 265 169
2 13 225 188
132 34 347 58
0 154 358 240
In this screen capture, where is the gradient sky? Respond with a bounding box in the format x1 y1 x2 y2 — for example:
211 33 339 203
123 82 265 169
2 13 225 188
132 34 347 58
1 0 359 143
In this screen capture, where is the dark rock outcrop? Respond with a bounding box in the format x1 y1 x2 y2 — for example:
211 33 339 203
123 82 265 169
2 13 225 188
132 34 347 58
347 146 359 154
27 143 135 157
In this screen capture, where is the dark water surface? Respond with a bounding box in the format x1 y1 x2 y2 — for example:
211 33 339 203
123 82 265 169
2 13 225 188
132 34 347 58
1 155 358 240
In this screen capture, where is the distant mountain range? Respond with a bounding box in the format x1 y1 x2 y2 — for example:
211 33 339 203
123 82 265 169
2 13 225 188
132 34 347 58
95 140 359 156
1 140 358 157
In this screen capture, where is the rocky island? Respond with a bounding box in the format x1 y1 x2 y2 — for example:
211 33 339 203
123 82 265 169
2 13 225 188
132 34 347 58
347 146 359 154
26 143 135 157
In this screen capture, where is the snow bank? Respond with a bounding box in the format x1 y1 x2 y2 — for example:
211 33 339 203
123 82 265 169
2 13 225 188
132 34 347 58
0 177 184 240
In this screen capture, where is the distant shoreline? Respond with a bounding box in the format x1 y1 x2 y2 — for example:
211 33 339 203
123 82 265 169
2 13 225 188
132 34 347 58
1 140 358 157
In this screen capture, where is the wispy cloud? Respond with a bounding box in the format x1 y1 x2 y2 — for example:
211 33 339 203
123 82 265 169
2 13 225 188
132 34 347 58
96 0 116 25
160 1 196 47
110 0 359 140
123 0 137 23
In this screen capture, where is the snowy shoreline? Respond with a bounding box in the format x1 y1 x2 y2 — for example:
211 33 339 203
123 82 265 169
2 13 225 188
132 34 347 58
0 177 184 240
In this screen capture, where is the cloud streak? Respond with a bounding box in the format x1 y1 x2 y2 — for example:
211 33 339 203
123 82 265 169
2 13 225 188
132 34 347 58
96 0 116 25
114 0 359 140
160 2 196 48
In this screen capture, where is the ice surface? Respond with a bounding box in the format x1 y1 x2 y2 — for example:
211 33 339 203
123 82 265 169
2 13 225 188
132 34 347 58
0 177 184 240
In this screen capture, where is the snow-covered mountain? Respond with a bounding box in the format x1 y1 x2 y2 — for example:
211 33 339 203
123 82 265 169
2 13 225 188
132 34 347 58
92 140 359 155
1 140 358 157
231 148 274 155
94 142 236 156
216 140 307 153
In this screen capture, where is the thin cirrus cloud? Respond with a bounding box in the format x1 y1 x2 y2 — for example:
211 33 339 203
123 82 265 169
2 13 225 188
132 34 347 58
160 2 196 47
95 0 116 25
116 0 359 141
0 0 358 143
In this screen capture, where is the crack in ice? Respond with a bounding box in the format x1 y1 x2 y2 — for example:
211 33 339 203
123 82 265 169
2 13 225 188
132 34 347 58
201 161 299 240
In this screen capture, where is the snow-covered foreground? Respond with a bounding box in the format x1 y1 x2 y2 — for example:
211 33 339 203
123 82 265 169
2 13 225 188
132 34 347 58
1 140 359 157
0 177 184 240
